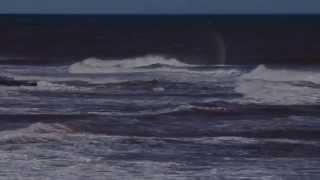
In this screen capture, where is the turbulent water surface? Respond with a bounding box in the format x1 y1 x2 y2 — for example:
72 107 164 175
0 55 319 179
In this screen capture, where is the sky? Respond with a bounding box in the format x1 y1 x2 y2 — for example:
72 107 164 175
0 0 319 14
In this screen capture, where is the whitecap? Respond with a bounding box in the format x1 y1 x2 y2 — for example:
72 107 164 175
240 65 320 84
0 123 72 144
69 55 192 74
235 65 320 105
21 81 91 92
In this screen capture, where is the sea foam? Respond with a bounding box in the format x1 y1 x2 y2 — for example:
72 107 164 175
20 81 91 92
0 123 72 144
236 65 320 105
240 65 320 84
69 55 191 74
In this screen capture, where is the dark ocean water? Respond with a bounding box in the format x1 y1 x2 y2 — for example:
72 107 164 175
0 15 320 179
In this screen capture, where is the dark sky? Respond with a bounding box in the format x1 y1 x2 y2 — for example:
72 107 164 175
0 0 319 14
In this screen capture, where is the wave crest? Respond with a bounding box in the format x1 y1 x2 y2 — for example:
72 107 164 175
19 81 90 92
0 123 72 144
240 65 320 84
236 65 320 105
68 55 192 74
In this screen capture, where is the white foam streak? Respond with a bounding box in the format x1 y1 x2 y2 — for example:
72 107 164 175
23 81 90 92
89 104 193 116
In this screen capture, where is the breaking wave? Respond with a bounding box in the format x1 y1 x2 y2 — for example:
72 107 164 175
236 65 320 105
69 55 193 74
240 65 320 84
1 122 317 146
33 81 88 92
0 123 72 144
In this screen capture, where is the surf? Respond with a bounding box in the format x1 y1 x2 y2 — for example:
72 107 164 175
68 55 193 74
0 123 72 144
236 65 320 105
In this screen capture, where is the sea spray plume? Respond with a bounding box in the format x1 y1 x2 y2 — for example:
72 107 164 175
211 31 227 65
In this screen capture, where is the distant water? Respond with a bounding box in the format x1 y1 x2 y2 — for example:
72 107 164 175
0 55 319 179
2 15 320 65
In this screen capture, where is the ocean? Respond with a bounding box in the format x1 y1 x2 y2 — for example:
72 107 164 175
0 15 320 179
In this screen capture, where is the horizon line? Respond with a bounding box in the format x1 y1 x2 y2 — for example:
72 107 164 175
0 13 320 16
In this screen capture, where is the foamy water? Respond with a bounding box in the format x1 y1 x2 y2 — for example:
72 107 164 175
69 55 193 74
0 58 319 179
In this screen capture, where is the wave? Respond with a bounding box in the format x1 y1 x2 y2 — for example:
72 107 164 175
70 134 319 147
69 55 193 74
0 107 40 114
68 55 241 74
88 104 192 116
182 136 319 146
0 59 242 86
236 80 320 105
2 73 132 85
236 65 320 105
98 103 320 116
11 68 242 86
1 121 317 146
8 80 91 93
89 103 238 116
34 81 87 92
240 65 320 84
0 123 72 144
0 79 91 96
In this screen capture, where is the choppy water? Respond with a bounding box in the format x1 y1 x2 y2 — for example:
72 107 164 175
0 56 319 179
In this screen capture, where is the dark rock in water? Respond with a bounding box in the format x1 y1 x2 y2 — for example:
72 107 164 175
0 76 37 86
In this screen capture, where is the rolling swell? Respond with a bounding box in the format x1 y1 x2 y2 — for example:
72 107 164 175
68 55 243 76
2 111 320 143
68 55 193 74
1 16 320 179
236 65 320 105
